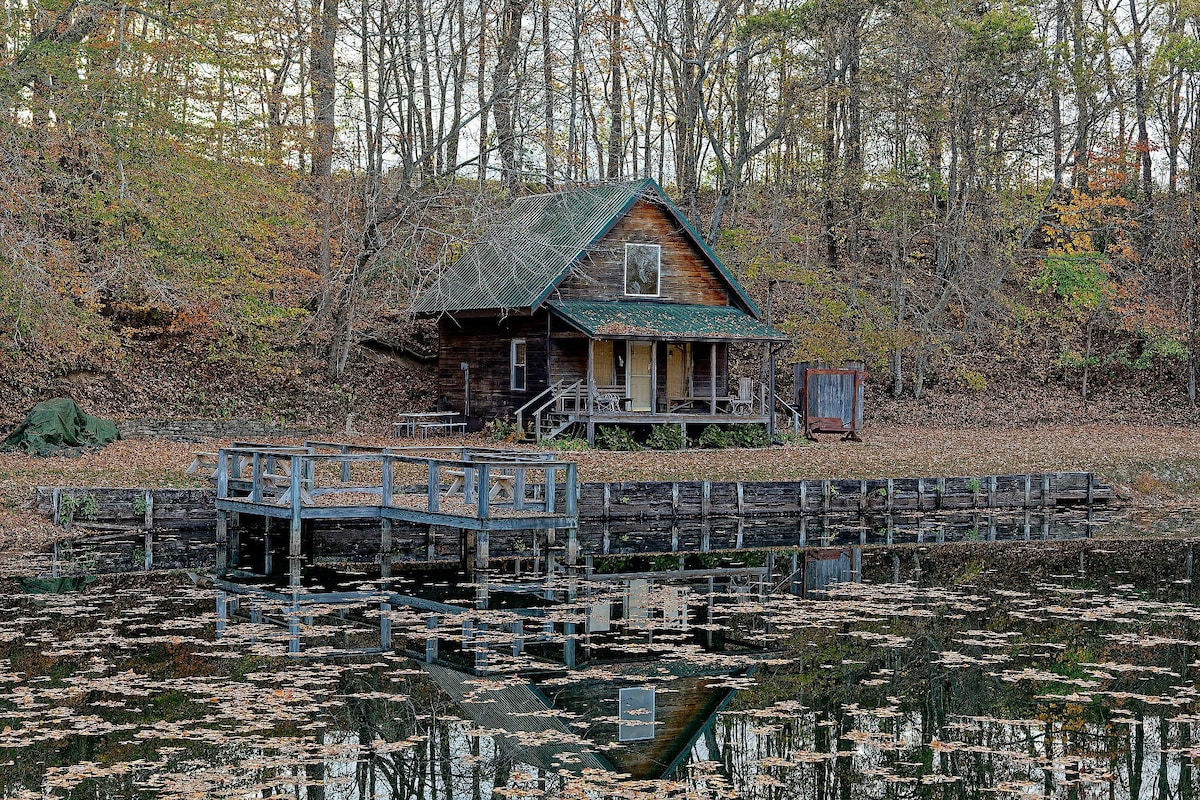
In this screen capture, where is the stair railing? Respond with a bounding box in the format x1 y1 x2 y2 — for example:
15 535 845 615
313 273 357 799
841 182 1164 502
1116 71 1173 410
515 382 561 433
775 394 803 436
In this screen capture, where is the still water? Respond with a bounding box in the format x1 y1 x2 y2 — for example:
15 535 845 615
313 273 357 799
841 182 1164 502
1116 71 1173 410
1 509 1198 798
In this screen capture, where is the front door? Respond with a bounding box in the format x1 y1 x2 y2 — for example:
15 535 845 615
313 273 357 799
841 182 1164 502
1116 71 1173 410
627 342 653 411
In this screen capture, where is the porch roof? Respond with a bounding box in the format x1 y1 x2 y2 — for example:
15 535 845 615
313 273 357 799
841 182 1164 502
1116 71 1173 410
548 300 788 342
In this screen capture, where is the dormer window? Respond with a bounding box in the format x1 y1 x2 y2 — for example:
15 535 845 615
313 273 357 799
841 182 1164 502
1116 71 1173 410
624 243 661 297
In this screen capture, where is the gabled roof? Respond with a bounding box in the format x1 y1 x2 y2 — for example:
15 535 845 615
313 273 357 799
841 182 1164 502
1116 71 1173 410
413 179 761 316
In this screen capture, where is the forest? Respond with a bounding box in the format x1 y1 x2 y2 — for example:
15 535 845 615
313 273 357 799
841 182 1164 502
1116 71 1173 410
3 0 1200 426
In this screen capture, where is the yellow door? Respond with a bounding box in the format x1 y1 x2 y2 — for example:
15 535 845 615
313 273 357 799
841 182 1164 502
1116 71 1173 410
627 342 653 411
666 344 689 401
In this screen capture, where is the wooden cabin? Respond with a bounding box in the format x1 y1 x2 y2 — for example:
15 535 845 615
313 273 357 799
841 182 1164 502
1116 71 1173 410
414 179 787 444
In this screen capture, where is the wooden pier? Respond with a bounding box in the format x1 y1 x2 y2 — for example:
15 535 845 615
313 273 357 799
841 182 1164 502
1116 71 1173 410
213 443 579 584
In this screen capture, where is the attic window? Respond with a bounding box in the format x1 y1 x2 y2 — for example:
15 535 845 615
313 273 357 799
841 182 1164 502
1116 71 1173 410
624 243 661 297
618 687 656 742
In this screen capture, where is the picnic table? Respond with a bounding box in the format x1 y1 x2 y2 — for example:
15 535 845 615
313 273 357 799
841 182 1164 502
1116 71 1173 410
393 412 465 438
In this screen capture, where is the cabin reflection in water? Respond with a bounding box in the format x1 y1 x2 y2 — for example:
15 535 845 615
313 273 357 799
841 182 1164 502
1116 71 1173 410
214 562 778 781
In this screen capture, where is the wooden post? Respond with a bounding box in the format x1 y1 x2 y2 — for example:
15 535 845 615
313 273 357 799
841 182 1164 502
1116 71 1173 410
886 479 894 512
143 490 154 530
916 478 925 511
428 462 440 513
710 342 718 415
216 450 229 500
288 455 302 588
1024 475 1032 508
514 467 526 511
546 467 557 514
1042 474 1051 508
701 480 712 518
251 452 262 503
380 519 392 577
565 463 578 517
382 456 394 507
671 482 680 516
380 602 392 649
799 481 807 513
477 463 490 520
587 338 596 415
650 340 658 413
340 444 351 483
604 483 612 519
987 475 997 508
736 482 745 516
215 510 228 576
425 615 439 662
144 529 153 571
464 466 476 506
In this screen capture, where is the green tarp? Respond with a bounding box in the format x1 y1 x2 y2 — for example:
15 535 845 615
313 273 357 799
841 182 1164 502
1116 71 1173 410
2 398 119 456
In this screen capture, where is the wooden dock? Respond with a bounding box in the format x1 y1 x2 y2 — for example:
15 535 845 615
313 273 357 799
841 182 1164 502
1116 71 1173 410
212 443 579 585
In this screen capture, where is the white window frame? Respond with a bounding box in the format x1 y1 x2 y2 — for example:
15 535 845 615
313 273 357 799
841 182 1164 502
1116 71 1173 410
624 243 662 297
510 339 527 391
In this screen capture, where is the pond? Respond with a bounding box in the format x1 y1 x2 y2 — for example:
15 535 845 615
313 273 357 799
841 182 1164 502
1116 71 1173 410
2 509 1199 798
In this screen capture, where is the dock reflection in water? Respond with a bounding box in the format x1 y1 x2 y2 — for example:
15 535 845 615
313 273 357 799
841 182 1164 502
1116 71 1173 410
4 509 1200 798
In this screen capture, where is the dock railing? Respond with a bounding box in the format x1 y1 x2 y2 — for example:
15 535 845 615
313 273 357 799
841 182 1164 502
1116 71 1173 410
216 443 577 522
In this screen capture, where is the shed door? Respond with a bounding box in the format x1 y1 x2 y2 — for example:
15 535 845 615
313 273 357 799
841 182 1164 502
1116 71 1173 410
627 342 653 411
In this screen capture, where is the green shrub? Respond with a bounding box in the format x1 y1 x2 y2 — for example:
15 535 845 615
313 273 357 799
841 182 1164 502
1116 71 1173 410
550 436 589 451
726 424 770 447
646 424 685 450
696 425 730 449
596 426 641 451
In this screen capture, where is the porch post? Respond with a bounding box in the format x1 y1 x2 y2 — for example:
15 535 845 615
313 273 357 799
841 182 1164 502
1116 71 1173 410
710 342 718 415
766 342 776 439
587 338 595 415
649 340 658 414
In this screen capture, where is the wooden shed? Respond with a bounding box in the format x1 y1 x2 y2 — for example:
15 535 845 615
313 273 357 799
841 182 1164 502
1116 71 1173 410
414 179 787 444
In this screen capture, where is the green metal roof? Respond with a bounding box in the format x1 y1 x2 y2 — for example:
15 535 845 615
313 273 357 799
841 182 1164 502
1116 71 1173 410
413 178 762 316
548 300 788 341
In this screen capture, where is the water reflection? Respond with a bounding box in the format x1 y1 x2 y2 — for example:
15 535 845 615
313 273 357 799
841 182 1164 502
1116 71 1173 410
3 516 1200 798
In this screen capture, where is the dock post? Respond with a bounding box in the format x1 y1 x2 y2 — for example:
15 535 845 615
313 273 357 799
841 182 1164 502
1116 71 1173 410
565 463 578 517
380 602 392 649
215 510 229 575
288 455 303 588
380 519 393 578
425 615 439 663
475 528 490 572
144 529 153 571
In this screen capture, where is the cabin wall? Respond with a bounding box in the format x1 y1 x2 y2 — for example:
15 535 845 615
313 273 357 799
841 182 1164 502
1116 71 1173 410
550 199 735 307
437 313 549 425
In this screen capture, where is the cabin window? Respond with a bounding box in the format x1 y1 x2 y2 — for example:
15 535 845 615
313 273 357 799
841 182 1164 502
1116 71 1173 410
624 243 661 296
511 339 527 391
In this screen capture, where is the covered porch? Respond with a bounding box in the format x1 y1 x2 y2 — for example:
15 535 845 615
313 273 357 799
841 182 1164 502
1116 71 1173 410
519 301 787 445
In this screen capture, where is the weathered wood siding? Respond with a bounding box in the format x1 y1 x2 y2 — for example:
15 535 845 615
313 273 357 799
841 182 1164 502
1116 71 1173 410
437 312 549 424
549 199 737 307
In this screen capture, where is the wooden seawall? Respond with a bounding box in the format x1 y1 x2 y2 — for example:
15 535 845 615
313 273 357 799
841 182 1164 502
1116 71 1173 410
580 472 1112 520
35 471 1112 530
